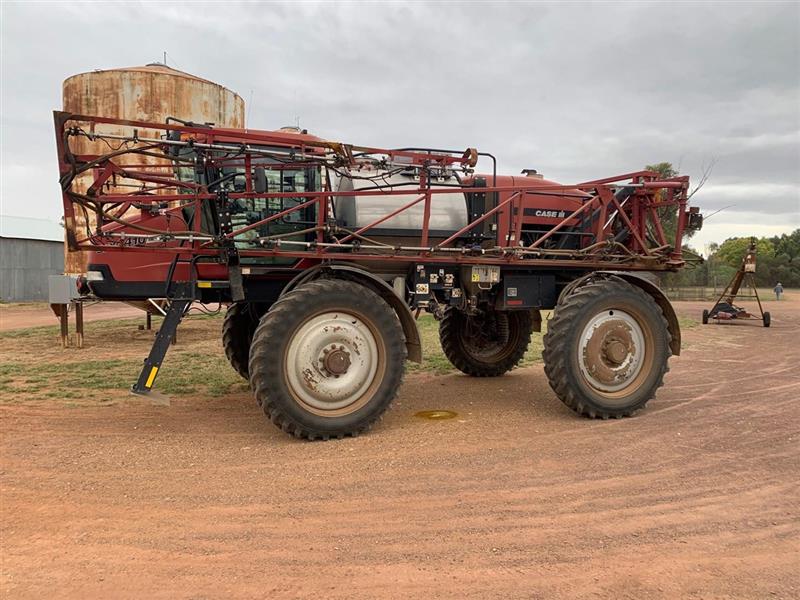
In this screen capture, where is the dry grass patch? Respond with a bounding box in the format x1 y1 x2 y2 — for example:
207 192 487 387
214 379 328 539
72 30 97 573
0 307 691 405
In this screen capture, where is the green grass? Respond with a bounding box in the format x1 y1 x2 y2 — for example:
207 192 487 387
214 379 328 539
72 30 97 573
0 306 695 405
0 324 63 339
0 317 143 339
0 314 247 404
0 354 246 402
0 311 548 405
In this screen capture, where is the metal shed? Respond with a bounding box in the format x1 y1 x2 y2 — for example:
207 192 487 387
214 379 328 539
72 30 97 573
0 216 65 302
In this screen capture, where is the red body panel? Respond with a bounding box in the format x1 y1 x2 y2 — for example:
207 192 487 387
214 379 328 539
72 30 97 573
491 174 586 245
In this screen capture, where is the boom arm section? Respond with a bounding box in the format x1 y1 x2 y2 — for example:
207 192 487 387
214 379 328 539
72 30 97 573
54 111 698 273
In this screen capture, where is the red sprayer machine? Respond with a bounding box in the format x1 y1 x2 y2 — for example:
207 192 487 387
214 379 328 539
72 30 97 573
54 112 702 439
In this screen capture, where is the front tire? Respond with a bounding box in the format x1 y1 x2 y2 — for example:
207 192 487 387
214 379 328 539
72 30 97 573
249 279 406 440
439 309 533 377
543 278 671 419
763 311 771 327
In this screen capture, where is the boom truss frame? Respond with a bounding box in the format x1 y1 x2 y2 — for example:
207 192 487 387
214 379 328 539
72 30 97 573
54 111 694 273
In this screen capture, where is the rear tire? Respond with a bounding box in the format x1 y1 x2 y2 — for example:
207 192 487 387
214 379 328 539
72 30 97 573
222 303 259 379
763 311 771 327
249 279 406 440
543 278 671 419
702 309 709 325
439 309 533 377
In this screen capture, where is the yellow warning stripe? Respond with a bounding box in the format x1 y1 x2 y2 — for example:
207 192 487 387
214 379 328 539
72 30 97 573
145 366 159 388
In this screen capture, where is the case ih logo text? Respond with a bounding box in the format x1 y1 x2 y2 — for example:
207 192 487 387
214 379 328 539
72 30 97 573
534 209 568 218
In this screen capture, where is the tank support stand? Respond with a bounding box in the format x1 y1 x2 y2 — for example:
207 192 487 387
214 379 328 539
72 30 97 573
58 304 69 348
52 301 85 349
75 302 84 348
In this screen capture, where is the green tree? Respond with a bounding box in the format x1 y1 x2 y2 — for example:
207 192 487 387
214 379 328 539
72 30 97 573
768 230 800 287
773 229 800 264
660 230 800 294
645 162 695 242
709 232 800 287
646 162 678 180
714 237 773 267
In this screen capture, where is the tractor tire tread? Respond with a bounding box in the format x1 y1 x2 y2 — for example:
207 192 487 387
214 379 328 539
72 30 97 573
439 309 532 377
248 279 406 440
222 302 257 380
542 279 671 419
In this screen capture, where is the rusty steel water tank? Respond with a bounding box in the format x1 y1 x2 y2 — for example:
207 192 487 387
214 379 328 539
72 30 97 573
62 63 245 273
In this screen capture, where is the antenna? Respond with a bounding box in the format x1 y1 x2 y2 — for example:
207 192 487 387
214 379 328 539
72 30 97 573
294 89 299 129
703 204 736 221
163 51 167 65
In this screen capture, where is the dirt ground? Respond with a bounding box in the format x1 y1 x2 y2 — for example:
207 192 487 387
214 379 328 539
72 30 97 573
0 302 145 331
1 298 798 599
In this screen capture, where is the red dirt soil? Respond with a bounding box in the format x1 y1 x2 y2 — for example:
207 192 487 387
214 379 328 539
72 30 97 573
1 299 798 599
0 302 145 331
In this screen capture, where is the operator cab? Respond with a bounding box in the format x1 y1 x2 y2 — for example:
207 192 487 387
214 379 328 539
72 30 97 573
166 127 323 262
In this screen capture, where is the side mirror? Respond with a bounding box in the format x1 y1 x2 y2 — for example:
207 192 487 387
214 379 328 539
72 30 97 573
254 166 268 194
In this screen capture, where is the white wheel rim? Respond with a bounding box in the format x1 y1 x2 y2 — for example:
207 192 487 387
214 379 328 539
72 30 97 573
285 311 381 414
578 309 646 394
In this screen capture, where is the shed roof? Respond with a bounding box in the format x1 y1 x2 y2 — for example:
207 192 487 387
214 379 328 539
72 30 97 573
0 215 64 242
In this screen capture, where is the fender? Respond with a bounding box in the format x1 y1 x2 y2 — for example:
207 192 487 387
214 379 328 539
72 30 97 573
562 271 681 356
281 264 423 363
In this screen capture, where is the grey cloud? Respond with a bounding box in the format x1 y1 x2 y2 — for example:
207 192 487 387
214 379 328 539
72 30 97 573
1 1 798 241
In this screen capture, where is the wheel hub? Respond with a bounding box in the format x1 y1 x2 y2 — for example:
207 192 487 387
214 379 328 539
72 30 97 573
603 338 630 365
579 310 646 394
284 311 381 414
321 345 352 376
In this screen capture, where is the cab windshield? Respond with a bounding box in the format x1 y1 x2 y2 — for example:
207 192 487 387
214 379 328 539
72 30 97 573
170 145 320 248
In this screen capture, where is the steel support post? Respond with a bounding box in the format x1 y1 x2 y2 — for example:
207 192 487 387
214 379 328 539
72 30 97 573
75 302 84 348
59 304 69 348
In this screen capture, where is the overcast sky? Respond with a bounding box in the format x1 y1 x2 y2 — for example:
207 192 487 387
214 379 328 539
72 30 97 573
1 1 798 252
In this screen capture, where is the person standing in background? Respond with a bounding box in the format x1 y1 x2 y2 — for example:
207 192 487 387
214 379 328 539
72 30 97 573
774 282 784 300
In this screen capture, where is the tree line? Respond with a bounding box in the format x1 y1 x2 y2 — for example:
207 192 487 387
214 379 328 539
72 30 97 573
664 229 800 289
643 162 798 289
